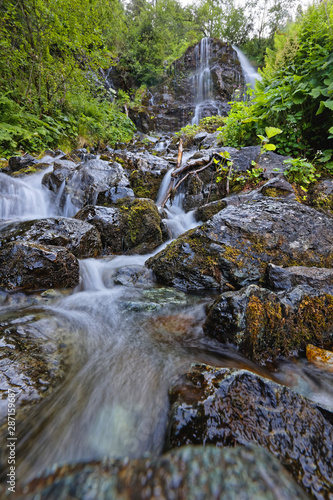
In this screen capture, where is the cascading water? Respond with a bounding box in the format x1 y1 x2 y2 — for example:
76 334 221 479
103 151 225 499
1 153 333 487
191 38 220 125
232 45 262 90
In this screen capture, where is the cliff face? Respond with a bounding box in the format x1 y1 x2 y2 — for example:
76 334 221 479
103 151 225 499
131 38 243 133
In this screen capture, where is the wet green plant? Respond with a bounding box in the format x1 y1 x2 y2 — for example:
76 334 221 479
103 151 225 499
283 157 320 190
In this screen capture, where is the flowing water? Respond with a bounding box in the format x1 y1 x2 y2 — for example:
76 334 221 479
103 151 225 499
0 161 260 483
1 94 333 486
232 45 262 90
191 38 220 125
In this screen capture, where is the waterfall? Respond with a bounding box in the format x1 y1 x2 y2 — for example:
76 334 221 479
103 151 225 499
191 38 219 125
232 45 262 90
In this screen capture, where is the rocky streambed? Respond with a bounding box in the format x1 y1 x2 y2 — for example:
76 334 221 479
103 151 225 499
0 133 333 500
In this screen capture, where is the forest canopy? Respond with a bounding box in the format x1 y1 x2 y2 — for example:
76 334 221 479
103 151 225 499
0 0 330 157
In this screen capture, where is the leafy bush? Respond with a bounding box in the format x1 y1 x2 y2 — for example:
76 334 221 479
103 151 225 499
284 158 320 189
217 101 257 148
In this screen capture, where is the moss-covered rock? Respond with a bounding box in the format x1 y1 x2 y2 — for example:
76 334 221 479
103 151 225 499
166 364 333 499
147 199 333 292
75 199 167 255
204 284 333 364
0 242 79 291
308 179 333 214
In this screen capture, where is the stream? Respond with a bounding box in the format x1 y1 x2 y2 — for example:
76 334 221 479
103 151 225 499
1 43 333 492
1 161 333 487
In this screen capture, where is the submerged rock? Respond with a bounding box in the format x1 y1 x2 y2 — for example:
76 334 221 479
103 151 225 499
75 199 167 255
147 199 333 292
0 312 67 431
166 364 333 499
0 242 79 291
12 445 307 500
0 217 102 258
113 265 155 287
203 284 333 364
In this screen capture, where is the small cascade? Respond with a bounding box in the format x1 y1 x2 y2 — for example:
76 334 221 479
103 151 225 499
157 151 198 239
191 38 217 125
0 170 53 221
232 46 262 90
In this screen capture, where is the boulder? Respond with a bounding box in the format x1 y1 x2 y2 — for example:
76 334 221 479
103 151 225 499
0 242 79 291
146 199 333 292
266 263 333 292
75 199 166 255
109 150 170 200
42 159 131 210
308 179 333 214
257 151 291 179
193 177 296 221
203 284 333 364
12 445 307 500
182 150 293 212
0 217 102 258
7 154 38 173
166 364 333 499
113 265 155 287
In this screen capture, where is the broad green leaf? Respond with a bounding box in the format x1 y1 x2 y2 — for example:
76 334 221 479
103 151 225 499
264 143 277 151
265 127 282 139
323 100 333 110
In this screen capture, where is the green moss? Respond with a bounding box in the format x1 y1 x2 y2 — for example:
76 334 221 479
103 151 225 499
129 170 163 199
244 293 333 363
262 187 289 198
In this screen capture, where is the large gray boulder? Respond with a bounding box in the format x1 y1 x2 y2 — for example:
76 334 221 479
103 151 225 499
147 199 333 292
42 159 132 210
0 217 102 258
0 242 79 291
166 364 333 499
75 199 167 255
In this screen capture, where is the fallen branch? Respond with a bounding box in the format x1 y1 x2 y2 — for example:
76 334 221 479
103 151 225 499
161 158 215 208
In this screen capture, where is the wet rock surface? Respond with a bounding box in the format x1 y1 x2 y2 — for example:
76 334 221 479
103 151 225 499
42 159 131 210
137 40 241 133
0 217 102 259
0 312 67 430
147 199 333 292
11 445 308 500
266 263 333 292
75 198 167 254
203 284 333 364
0 242 79 291
166 364 333 499
108 150 170 200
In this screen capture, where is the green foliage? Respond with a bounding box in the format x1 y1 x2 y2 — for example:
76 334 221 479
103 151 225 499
257 127 282 154
283 157 320 189
0 0 135 155
217 100 257 148
215 151 233 184
221 1 333 159
246 166 264 184
199 115 226 132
